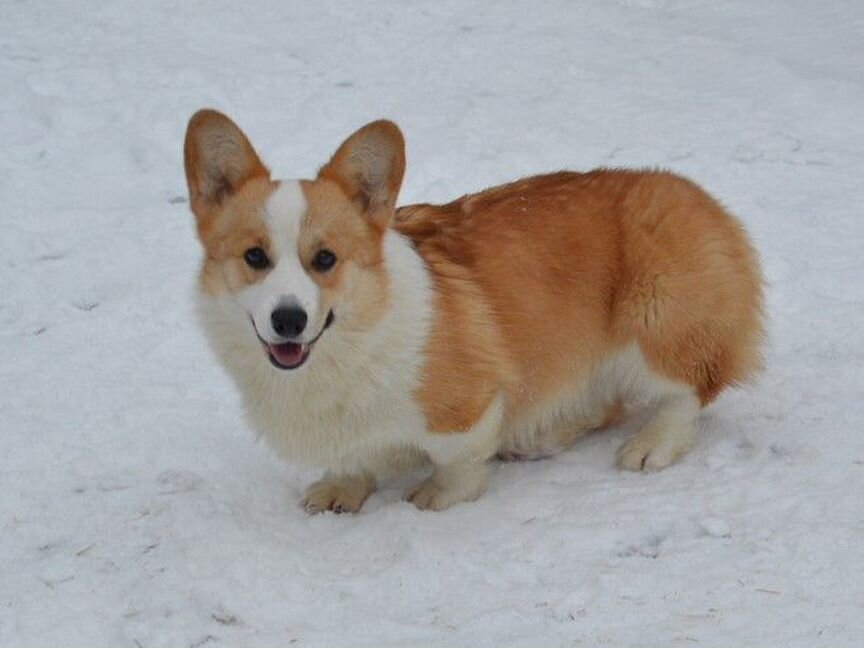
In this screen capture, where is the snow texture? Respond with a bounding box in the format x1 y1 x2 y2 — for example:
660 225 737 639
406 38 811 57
1 1 863 646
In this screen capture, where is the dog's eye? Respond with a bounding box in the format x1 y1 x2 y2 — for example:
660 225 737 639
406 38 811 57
312 249 337 272
243 247 270 270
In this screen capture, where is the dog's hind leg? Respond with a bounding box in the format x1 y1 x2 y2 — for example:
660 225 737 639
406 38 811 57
617 390 700 472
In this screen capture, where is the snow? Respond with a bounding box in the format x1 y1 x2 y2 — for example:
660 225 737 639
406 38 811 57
1 1 863 646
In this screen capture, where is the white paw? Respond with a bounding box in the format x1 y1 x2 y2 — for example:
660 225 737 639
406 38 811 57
406 478 467 511
301 476 373 514
405 470 487 511
617 429 692 472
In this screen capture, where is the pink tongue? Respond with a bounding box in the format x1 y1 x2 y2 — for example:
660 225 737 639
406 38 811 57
269 342 305 367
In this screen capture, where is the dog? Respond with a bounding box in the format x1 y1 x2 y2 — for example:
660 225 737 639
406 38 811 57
184 110 764 512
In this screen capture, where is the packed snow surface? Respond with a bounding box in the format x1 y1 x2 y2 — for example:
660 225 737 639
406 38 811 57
1 1 862 646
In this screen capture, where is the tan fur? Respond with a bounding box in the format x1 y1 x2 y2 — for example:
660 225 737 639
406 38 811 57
196 178 277 296
298 179 391 332
396 170 764 431
409 235 518 432
184 109 270 238
184 110 278 296
317 120 406 232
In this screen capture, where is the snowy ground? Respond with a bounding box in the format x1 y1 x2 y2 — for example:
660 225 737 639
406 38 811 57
2 1 863 646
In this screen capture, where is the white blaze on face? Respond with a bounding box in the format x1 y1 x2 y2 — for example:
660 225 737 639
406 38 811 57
238 180 321 342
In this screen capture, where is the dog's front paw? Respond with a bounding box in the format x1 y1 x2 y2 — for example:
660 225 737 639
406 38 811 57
301 474 375 514
617 424 695 472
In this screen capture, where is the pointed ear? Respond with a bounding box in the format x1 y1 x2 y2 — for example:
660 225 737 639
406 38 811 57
183 109 269 217
317 120 406 230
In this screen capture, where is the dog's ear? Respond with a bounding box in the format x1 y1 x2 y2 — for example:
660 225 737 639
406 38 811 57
184 109 269 218
318 120 405 231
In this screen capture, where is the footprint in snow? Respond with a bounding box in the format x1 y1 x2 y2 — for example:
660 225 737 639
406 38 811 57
156 469 202 494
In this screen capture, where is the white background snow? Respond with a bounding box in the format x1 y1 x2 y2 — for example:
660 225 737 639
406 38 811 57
1 1 862 646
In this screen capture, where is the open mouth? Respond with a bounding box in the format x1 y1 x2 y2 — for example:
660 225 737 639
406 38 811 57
266 340 311 370
255 310 334 371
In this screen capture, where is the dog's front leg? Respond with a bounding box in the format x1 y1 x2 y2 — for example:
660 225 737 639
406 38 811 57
407 395 503 511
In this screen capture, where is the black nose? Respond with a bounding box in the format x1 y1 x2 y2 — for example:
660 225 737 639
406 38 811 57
271 306 307 338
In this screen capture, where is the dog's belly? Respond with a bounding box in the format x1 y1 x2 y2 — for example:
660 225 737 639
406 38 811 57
498 387 614 461
498 343 673 459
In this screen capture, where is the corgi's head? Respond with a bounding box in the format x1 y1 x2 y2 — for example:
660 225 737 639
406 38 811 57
184 109 405 371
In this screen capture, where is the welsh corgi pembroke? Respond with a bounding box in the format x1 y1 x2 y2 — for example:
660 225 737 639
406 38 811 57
184 110 764 512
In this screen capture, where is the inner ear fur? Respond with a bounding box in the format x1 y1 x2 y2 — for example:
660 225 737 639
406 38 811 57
183 109 269 218
317 120 406 230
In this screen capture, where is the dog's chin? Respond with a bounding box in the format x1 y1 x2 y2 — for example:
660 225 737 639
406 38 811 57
266 341 311 370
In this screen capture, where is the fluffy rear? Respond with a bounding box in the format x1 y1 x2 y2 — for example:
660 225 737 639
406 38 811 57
610 171 764 404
